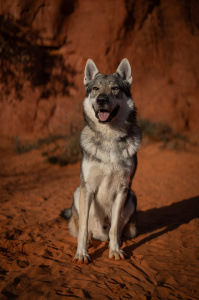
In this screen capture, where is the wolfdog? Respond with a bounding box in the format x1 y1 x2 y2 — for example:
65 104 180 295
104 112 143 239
62 58 141 264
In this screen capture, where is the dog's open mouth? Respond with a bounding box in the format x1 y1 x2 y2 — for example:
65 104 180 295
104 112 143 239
98 110 110 122
96 106 120 123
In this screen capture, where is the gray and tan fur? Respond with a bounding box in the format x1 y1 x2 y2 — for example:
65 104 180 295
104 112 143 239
62 58 141 264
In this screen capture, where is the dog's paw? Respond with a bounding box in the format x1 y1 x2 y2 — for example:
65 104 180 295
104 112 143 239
109 249 126 261
72 253 91 265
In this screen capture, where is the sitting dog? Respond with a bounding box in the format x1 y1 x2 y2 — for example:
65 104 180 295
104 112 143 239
63 58 141 264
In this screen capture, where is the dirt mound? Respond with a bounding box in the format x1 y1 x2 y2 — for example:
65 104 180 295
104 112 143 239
0 0 199 140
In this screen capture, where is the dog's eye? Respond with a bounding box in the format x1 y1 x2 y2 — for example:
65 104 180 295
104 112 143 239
112 86 119 90
93 86 99 91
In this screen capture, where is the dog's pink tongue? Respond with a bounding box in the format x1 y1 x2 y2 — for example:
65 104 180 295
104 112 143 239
98 111 110 122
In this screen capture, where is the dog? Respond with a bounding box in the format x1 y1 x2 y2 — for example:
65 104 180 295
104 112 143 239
62 58 141 264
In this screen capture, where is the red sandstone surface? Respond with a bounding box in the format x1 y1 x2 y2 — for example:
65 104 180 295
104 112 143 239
0 0 199 139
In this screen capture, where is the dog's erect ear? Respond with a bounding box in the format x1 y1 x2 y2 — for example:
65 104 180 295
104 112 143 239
116 58 133 85
84 59 99 85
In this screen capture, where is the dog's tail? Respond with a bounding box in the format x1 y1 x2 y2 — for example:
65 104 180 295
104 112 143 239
61 208 72 220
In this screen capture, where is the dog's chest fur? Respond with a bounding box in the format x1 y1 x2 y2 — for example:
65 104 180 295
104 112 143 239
80 125 137 205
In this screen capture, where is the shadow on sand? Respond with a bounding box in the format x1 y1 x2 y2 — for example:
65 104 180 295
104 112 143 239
123 195 199 255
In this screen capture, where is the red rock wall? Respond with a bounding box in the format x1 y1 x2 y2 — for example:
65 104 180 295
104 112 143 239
0 0 199 139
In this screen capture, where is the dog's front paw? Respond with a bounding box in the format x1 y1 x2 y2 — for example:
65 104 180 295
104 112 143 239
109 249 126 261
72 252 91 265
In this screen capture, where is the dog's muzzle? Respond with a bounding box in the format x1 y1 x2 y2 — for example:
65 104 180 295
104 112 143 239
97 94 109 107
95 94 120 123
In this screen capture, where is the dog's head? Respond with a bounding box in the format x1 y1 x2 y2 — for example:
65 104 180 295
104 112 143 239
83 59 134 125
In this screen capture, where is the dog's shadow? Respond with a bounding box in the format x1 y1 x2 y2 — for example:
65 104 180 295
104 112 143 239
123 195 199 256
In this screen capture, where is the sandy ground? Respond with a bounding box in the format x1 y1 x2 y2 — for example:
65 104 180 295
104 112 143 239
0 138 199 300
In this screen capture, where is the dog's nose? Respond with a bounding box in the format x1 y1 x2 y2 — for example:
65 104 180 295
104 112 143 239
97 94 108 106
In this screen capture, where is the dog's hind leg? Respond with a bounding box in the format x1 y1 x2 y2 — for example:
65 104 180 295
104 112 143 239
62 187 80 238
121 190 137 239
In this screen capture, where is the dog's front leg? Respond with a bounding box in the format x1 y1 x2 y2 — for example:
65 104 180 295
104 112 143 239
109 189 127 260
72 186 92 264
